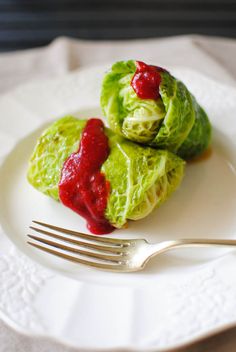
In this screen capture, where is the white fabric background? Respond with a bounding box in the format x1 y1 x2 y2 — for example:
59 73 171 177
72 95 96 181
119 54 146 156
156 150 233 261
0 35 236 352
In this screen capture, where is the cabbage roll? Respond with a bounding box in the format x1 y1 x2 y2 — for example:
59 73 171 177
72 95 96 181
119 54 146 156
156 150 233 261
101 60 211 160
27 116 185 232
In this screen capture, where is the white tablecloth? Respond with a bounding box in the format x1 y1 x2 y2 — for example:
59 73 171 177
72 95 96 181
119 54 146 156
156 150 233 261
0 35 236 352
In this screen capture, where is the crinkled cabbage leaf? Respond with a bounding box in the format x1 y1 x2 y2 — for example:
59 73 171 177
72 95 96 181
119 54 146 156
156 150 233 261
101 60 211 160
27 116 185 228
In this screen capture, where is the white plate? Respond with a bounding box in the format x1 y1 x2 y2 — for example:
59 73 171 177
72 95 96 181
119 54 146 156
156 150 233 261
0 64 236 351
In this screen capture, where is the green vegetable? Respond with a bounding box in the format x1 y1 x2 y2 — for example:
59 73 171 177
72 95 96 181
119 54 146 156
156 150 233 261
27 116 185 228
101 60 211 160
27 116 86 200
177 96 212 159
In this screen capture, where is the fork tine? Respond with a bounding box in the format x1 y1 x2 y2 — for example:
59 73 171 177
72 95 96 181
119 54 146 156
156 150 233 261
27 235 125 263
29 227 125 254
32 221 131 246
27 242 127 271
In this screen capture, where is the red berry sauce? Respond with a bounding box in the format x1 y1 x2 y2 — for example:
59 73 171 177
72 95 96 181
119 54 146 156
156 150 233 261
131 61 166 100
59 119 114 235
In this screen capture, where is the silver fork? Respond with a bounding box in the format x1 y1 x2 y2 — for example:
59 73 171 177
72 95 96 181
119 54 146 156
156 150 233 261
27 221 236 272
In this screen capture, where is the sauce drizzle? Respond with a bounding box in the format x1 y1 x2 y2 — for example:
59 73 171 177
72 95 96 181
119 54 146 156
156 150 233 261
131 61 165 100
59 119 114 235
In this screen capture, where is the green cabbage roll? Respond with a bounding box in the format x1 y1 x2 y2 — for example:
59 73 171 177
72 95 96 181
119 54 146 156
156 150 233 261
27 116 185 230
101 60 212 160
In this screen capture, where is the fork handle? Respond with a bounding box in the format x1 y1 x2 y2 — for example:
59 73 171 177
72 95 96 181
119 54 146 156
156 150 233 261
148 238 236 257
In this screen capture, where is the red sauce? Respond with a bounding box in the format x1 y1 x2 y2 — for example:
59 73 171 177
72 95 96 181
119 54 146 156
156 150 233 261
59 119 114 235
131 61 166 100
